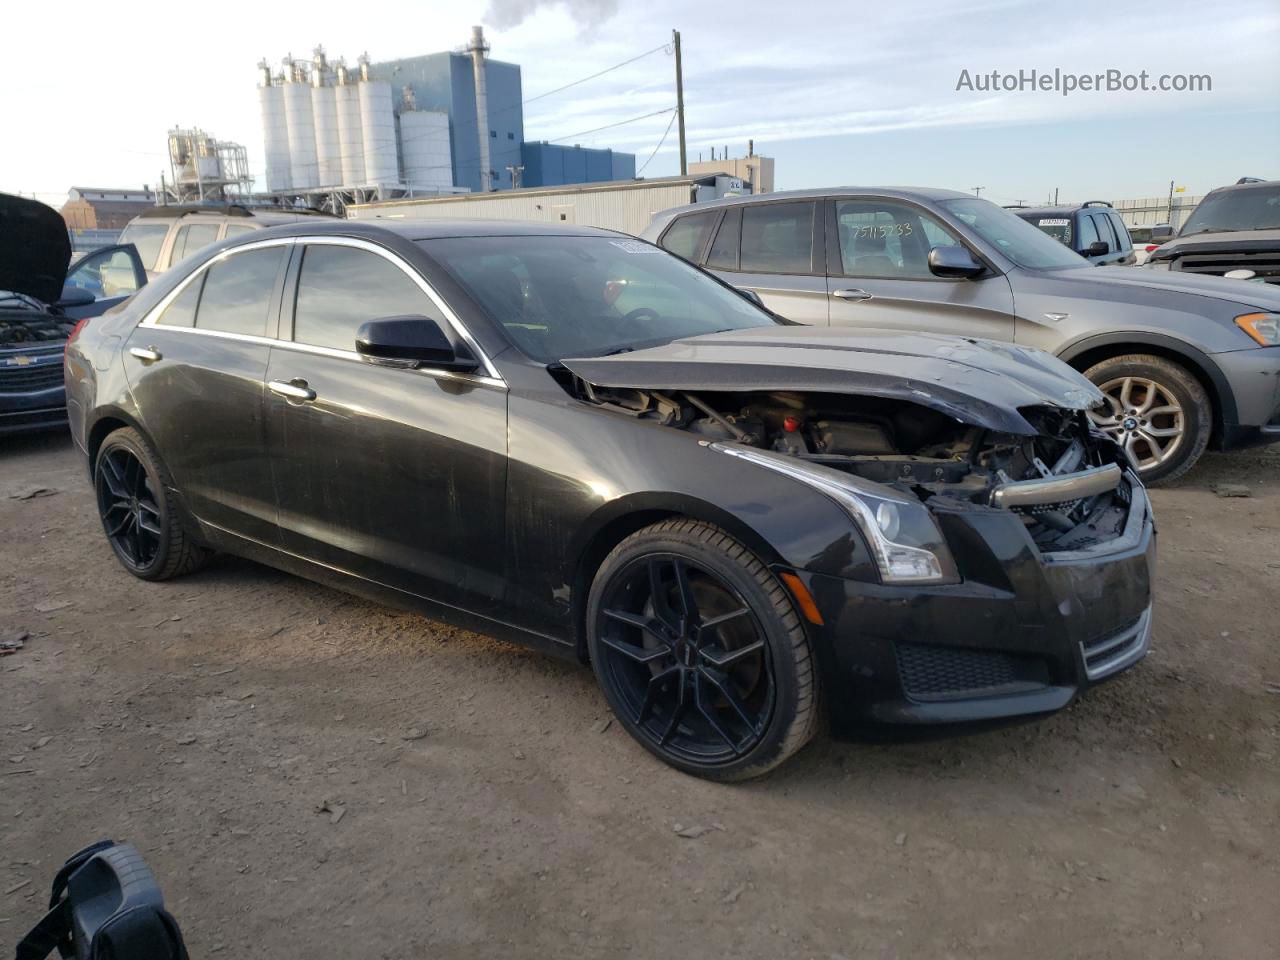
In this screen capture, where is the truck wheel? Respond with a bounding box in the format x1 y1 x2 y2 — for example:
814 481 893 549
586 519 820 781
1083 354 1212 485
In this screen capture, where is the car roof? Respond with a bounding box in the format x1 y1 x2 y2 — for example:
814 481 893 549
128 205 336 227
241 218 625 242
1011 203 1117 217
653 185 976 219
1203 178 1279 196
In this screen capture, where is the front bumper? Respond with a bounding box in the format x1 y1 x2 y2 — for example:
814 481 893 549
1212 345 1280 449
798 481 1156 738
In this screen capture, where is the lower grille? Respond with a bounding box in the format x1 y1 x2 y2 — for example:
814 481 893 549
0 363 64 392
1080 605 1152 680
897 643 1046 700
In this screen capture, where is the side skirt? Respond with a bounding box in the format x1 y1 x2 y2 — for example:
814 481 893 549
196 519 579 662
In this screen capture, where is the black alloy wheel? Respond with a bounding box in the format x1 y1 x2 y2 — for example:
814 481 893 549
587 519 819 780
94 427 210 581
96 446 163 570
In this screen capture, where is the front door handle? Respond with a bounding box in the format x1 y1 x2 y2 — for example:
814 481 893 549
268 379 317 402
129 346 162 362
831 288 872 302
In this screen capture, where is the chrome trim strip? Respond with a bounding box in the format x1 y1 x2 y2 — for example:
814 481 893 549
992 463 1122 508
136 234 505 387
1081 603 1152 681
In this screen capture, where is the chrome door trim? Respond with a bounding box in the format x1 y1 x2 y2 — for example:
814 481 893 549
136 234 506 389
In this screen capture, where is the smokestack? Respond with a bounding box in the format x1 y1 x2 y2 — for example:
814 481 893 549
468 25 492 191
748 139 754 157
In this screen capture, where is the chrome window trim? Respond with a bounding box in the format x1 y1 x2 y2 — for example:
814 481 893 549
138 234 505 388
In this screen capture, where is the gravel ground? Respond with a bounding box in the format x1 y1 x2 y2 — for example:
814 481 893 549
2 432 1277 959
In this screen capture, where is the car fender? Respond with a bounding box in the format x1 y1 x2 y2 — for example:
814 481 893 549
1054 330 1237 426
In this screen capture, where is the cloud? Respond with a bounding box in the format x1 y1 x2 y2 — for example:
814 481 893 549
484 0 620 31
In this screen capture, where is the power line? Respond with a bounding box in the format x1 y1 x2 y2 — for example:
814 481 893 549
636 109 678 176
547 107 676 145
522 42 669 106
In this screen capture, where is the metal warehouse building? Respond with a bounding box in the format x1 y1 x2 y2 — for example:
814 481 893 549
347 173 747 235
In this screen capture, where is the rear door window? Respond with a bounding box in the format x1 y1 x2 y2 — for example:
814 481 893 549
169 223 222 267
740 201 815 273
292 244 443 352
705 208 741 270
658 212 717 262
223 224 255 239
194 246 286 337
118 223 169 271
156 276 204 328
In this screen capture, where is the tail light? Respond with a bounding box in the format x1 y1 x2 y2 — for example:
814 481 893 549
64 316 91 352
1145 244 1159 253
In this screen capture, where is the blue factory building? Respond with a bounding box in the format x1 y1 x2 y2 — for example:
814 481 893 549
520 143 636 188
367 28 634 194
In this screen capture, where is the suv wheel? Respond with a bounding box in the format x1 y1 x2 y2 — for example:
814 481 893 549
1083 354 1212 485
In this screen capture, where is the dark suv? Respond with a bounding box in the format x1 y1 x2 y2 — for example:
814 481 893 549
1146 178 1280 284
1009 201 1136 266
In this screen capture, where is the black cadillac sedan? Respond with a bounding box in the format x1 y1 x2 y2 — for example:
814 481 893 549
65 220 1155 780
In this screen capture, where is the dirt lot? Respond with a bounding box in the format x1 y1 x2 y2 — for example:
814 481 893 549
2 432 1277 959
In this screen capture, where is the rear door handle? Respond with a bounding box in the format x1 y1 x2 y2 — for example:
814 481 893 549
831 288 872 302
268 379 317 402
129 346 162 362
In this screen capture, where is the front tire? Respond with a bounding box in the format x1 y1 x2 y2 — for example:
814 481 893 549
586 519 820 781
1083 353 1212 485
94 427 210 581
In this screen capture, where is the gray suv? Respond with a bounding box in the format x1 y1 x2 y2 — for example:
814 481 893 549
642 187 1280 483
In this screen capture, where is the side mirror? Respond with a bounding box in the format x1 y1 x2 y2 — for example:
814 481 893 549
56 285 97 307
738 288 765 308
355 315 479 372
1151 224 1174 242
1085 240 1110 257
927 245 985 279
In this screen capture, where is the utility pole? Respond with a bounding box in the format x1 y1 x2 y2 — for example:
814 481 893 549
673 29 687 176
972 186 985 197
1167 179 1175 226
1054 187 1059 204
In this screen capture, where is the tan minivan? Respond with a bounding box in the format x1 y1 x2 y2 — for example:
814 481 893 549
117 205 333 279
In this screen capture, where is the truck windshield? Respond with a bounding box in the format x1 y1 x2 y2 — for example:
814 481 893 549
1180 185 1280 235
941 198 1088 270
422 235 778 363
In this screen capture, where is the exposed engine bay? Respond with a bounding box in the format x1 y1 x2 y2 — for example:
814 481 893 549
1 307 76 346
575 381 1133 552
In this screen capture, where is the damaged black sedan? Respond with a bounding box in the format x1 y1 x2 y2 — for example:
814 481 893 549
66 221 1154 780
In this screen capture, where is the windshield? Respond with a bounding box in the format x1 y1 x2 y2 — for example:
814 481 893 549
423 235 778 363
1180 185 1280 235
941 198 1088 270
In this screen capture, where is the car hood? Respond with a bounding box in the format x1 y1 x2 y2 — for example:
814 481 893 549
0 192 71 306
1151 228 1280 260
1063 261 1280 309
562 327 1103 436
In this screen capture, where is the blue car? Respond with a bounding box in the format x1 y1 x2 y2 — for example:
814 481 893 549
1 193 147 434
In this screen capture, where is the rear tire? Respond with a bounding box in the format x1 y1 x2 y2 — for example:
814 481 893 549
1083 353 1212 485
586 518 820 781
94 427 211 581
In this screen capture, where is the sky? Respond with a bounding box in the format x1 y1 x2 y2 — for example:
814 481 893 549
2 0 1277 208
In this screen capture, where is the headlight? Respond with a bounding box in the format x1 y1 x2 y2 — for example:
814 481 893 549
711 443 957 584
1235 313 1280 346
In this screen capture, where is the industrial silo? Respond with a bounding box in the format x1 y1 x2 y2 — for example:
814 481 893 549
283 61 319 190
358 58 397 187
310 49 341 187
257 62 291 191
334 64 366 186
400 111 453 191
